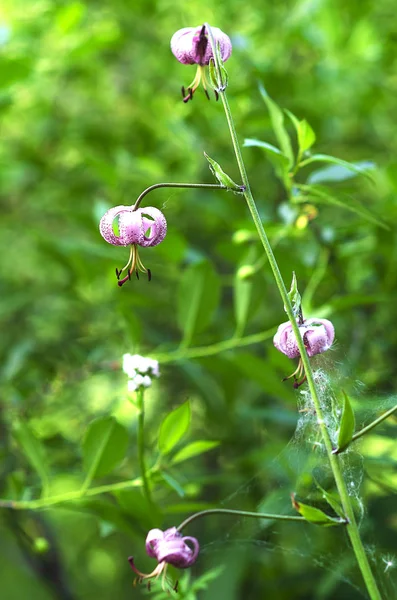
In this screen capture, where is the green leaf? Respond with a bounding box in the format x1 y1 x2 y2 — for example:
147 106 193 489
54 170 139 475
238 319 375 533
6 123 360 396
81 416 129 485
285 110 316 153
287 272 302 318
234 246 257 336
244 138 290 183
258 84 294 165
335 391 356 453
300 154 375 182
204 152 242 192
158 401 191 455
12 420 50 497
171 440 220 465
160 471 185 497
308 161 375 184
208 42 228 91
294 184 389 229
291 494 345 526
314 480 345 519
177 260 221 346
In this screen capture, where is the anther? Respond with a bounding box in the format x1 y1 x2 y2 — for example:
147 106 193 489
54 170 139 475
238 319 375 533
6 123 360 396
136 271 140 280
181 86 186 98
147 269 152 282
204 88 210 100
214 90 219 101
115 267 120 279
173 581 179 592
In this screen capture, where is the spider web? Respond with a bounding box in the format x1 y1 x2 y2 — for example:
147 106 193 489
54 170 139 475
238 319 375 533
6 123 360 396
192 364 397 600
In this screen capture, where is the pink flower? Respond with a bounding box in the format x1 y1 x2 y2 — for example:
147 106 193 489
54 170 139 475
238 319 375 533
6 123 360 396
99 205 167 286
274 318 335 359
171 24 232 102
129 527 199 591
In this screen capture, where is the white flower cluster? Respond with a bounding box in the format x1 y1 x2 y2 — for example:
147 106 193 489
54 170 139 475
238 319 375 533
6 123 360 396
122 353 160 392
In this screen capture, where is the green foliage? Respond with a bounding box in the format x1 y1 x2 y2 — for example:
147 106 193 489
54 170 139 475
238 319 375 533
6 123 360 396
177 261 221 347
82 416 129 482
335 391 356 454
291 494 345 527
158 401 191 455
1 1 397 599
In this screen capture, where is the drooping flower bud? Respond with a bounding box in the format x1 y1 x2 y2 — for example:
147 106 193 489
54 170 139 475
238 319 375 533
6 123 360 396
274 318 335 359
128 527 199 591
170 24 232 102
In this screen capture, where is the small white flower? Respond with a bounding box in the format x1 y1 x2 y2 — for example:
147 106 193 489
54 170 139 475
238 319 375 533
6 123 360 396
123 353 160 378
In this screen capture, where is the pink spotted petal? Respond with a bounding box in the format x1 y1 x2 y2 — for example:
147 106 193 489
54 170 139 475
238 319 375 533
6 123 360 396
171 25 232 66
145 528 165 559
139 207 167 247
99 205 132 246
304 319 335 357
273 321 300 359
118 210 145 245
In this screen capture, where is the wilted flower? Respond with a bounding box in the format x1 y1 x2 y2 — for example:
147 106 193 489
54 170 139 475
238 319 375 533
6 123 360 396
99 205 167 286
274 318 335 387
123 353 160 391
171 24 232 102
129 527 199 591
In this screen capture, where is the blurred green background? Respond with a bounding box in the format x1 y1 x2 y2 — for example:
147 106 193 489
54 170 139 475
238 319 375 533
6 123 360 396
1 0 397 599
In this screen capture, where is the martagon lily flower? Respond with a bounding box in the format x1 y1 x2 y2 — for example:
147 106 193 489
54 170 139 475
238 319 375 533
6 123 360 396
99 205 167 287
274 318 335 387
129 527 199 592
171 24 232 102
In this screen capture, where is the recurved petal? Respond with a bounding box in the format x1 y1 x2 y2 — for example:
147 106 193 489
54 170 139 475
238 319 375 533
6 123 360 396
171 27 198 64
273 321 301 359
118 210 145 245
99 205 132 246
140 207 167 247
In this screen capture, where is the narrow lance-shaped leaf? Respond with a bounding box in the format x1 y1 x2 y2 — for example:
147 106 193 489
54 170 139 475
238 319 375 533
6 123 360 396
208 42 228 91
81 416 129 489
293 183 389 230
334 391 356 454
299 153 375 182
286 272 302 319
177 260 221 347
204 152 243 192
258 83 294 166
171 440 220 465
234 245 258 337
158 400 191 455
291 494 345 526
12 420 50 498
314 480 345 519
243 138 290 185
285 110 316 154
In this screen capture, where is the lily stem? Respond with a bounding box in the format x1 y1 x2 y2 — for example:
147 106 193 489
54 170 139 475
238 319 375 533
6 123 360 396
133 182 225 210
177 508 306 532
205 21 382 600
136 388 153 508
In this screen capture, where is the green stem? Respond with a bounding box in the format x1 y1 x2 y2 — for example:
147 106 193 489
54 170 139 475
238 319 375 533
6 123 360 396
133 182 225 210
177 508 306 532
0 476 145 510
152 327 274 363
205 22 382 600
137 388 153 507
351 404 397 444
